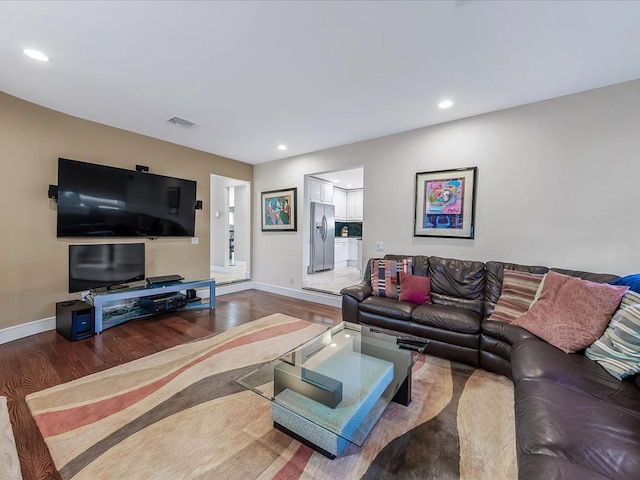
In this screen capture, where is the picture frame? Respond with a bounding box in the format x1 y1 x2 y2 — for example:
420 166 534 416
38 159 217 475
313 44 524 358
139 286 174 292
261 187 298 232
414 167 477 238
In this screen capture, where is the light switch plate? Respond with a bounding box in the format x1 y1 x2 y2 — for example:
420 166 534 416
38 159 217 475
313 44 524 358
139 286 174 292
375 241 384 251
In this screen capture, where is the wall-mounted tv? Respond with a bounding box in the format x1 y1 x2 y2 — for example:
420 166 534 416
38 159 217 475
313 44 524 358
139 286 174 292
57 158 197 237
69 243 145 293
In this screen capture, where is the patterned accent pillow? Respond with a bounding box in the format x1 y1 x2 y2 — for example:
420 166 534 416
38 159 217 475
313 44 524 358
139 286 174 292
399 272 431 304
585 302 640 379
371 259 413 299
512 271 628 353
488 270 545 323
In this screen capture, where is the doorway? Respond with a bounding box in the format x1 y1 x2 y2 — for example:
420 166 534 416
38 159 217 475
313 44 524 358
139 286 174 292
302 167 364 295
210 175 251 285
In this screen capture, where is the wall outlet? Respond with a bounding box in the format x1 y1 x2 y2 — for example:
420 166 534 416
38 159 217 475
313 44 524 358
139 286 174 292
191 237 199 244
375 241 384 251
289 276 294 284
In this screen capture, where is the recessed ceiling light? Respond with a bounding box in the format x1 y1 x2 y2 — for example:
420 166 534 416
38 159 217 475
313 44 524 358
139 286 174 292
23 49 49 62
277 145 287 151
346 184 353 188
438 100 454 109
331 179 340 183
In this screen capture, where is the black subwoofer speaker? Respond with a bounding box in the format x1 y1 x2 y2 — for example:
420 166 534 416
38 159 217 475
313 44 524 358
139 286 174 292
56 300 95 341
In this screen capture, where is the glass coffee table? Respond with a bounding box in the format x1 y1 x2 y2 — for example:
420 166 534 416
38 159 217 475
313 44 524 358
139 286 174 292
236 322 427 458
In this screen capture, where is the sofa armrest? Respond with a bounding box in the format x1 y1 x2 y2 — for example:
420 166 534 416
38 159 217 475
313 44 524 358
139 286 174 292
341 281 372 324
340 281 372 302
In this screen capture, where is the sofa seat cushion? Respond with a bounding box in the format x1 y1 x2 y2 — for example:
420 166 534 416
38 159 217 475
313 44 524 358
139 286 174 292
512 338 640 413
518 453 612 480
359 296 416 321
480 321 538 362
482 319 538 345
411 303 481 334
515 380 640 480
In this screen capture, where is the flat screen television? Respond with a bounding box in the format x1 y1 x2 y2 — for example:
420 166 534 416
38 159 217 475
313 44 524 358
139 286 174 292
69 243 145 293
57 158 197 237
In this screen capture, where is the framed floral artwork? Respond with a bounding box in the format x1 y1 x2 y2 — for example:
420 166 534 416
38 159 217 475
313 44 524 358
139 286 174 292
261 187 297 231
414 167 477 238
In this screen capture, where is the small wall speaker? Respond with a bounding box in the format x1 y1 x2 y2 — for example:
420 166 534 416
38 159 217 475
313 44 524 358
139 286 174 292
48 184 59 200
195 200 203 210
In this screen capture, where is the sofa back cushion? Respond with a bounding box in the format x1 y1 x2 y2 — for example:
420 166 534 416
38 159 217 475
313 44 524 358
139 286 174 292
512 271 628 353
484 261 549 318
551 267 619 284
428 256 485 313
371 259 413 299
488 270 545 323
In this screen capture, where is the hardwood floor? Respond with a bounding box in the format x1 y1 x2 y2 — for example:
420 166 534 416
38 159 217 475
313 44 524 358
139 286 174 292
0 290 342 480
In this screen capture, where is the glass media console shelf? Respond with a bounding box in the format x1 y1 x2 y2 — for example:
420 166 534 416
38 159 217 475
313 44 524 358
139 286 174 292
87 278 216 333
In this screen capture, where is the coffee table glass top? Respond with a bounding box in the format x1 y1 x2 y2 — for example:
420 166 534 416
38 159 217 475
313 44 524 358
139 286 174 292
236 322 426 447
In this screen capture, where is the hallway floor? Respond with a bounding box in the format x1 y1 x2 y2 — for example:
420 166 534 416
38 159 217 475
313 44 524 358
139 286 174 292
211 264 248 285
305 266 362 295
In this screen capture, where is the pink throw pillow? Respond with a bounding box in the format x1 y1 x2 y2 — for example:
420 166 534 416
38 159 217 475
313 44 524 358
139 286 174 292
512 271 628 353
399 272 431 304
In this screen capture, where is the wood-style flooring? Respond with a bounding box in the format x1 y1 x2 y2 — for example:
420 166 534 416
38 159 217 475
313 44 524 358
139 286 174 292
0 290 342 480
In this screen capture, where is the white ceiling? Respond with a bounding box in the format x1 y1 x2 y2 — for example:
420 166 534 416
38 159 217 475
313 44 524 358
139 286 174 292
2 1 640 165
314 168 364 190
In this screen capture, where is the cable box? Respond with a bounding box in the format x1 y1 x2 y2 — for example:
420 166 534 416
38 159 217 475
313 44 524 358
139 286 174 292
146 274 184 286
139 293 187 313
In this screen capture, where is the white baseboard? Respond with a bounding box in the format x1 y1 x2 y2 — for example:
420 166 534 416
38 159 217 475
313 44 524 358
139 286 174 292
252 283 342 308
216 281 255 295
0 316 55 345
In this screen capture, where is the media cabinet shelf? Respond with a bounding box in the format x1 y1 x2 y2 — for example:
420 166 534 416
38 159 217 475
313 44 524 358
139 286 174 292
90 278 216 333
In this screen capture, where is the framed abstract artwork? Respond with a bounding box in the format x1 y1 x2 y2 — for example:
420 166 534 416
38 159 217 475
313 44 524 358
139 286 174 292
413 167 477 238
261 187 297 231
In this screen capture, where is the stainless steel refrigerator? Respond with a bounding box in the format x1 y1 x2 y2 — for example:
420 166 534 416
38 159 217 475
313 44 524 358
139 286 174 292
308 202 335 273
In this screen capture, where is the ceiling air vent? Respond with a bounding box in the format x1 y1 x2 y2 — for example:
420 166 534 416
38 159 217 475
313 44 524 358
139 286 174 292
165 115 198 128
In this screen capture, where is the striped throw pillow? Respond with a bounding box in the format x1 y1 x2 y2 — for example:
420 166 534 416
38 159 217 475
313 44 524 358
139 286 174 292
620 290 640 309
488 270 545 323
585 302 640 380
371 259 413 299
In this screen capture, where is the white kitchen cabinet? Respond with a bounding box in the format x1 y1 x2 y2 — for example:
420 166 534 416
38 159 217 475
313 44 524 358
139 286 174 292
346 189 364 220
321 182 333 204
347 238 362 270
348 238 358 260
307 177 334 205
334 188 347 220
335 238 349 267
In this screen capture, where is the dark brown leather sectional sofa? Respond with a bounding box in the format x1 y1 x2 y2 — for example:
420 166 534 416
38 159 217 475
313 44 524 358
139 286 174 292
341 254 640 480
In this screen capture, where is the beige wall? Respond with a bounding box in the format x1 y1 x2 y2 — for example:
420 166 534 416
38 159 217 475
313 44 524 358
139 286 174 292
253 80 640 292
0 92 252 330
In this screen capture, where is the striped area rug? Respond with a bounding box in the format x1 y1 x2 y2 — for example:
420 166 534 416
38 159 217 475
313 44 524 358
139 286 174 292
27 315 516 479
